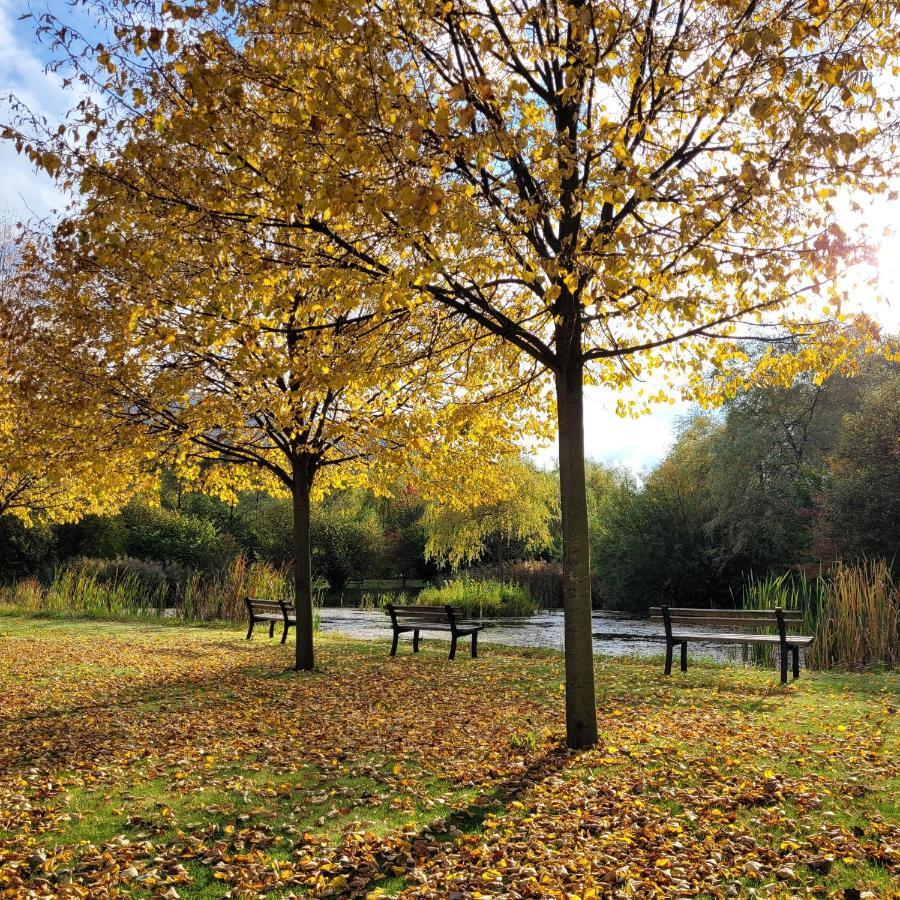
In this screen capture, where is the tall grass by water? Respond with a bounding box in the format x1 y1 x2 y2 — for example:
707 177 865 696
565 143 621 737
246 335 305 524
743 560 898 671
0 554 327 629
418 578 537 618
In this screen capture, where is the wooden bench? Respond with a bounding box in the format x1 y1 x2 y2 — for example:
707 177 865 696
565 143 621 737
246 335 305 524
385 604 484 659
244 597 296 644
650 605 814 684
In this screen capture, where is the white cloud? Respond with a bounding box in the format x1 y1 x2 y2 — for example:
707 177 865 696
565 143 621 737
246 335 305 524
532 385 688 475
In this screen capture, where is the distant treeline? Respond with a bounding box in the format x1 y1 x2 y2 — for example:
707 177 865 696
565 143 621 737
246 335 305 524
1 360 896 612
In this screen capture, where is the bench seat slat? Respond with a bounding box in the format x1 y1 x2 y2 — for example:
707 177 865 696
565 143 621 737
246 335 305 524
658 616 794 628
394 623 481 632
650 606 802 620
671 632 814 645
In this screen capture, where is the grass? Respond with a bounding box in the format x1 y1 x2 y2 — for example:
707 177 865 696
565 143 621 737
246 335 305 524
0 553 325 626
0 614 896 898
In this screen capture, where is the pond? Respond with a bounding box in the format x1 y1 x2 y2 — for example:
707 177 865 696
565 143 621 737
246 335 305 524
318 606 745 662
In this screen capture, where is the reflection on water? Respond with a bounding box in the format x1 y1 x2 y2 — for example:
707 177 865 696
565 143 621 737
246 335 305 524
317 607 743 662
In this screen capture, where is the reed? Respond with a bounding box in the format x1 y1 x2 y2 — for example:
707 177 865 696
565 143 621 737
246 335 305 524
0 553 328 629
1 560 168 618
742 560 898 671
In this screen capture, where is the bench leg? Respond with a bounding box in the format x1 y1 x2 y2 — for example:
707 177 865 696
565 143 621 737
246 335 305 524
268 620 275 639
246 620 255 640
664 642 674 676
680 641 687 672
449 634 458 660
791 646 800 679
281 622 289 644
780 646 789 685
413 630 420 653
390 630 399 657
471 632 478 659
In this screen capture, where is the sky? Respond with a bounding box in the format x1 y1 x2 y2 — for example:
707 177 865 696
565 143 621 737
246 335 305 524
1 0 897 476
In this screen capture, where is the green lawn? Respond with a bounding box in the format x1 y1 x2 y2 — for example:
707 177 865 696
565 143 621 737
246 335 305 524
0 613 896 897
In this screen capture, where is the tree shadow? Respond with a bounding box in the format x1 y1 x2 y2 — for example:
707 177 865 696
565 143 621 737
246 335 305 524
336 744 575 892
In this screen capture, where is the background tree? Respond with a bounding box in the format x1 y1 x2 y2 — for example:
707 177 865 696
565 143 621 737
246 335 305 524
818 372 900 562
5 0 899 745
591 417 736 610
421 457 558 569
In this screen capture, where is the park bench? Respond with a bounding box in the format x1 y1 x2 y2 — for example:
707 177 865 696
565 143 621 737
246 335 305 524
244 597 296 644
650 605 814 684
385 604 484 659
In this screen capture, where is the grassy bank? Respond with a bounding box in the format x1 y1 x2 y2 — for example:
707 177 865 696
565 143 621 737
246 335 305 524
0 615 896 898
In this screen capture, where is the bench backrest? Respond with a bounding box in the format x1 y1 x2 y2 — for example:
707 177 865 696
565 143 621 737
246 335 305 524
385 604 463 626
245 597 294 618
650 605 802 640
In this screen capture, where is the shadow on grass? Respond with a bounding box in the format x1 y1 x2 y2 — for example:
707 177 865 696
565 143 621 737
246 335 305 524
341 744 574 893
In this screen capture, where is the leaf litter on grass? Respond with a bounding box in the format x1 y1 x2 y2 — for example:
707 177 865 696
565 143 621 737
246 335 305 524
0 618 896 898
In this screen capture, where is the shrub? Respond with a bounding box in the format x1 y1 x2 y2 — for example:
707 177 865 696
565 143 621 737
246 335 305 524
417 578 537 618
463 560 564 608
119 500 234 571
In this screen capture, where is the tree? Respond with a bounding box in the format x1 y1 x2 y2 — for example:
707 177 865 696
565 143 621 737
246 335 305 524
819 372 900 562
6 0 898 746
591 417 738 611
421 457 558 569
0 221 147 526
22 211 538 670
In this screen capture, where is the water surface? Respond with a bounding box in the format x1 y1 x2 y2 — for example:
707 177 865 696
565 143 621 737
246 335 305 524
318 607 744 661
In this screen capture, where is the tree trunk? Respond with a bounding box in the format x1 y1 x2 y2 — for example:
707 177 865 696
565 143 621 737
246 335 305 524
555 362 598 749
292 462 315 671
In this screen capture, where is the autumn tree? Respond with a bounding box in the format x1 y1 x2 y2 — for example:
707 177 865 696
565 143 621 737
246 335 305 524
25 215 539 670
0 222 146 525
5 0 899 745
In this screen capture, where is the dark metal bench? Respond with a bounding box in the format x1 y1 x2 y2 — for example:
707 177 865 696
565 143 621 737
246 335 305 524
385 604 484 659
244 597 296 644
650 605 814 684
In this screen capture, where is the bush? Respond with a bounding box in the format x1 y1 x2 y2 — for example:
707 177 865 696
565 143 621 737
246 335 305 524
311 495 385 590
119 500 234 571
463 560 564 608
0 515 55 582
417 578 537 618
